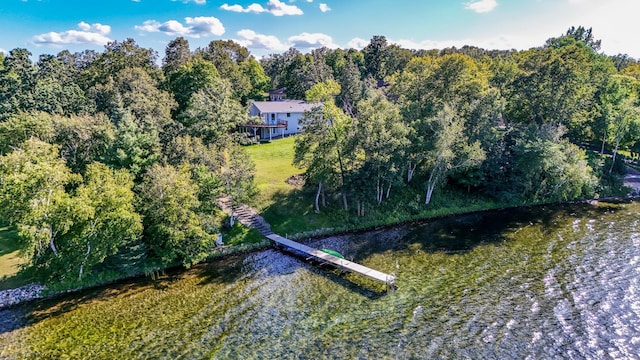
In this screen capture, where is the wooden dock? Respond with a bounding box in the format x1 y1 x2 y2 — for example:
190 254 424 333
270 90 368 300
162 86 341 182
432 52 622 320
266 234 396 288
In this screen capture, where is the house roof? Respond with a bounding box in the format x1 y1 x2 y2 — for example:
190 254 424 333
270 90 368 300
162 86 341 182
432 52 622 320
251 100 321 114
269 87 287 95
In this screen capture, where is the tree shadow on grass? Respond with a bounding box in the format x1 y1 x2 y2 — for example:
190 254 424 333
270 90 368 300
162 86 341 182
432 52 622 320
0 225 20 257
260 187 337 235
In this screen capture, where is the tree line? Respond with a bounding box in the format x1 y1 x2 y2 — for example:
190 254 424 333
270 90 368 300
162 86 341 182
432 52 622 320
0 26 638 285
289 27 640 213
0 38 261 284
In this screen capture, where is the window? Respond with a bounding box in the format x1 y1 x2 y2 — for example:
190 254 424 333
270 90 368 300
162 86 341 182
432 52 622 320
286 113 291 117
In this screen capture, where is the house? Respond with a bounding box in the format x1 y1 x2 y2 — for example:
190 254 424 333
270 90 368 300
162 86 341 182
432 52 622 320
243 89 320 140
268 87 287 101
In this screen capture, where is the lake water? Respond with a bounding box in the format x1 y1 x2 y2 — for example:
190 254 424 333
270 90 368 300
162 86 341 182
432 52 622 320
1 202 639 359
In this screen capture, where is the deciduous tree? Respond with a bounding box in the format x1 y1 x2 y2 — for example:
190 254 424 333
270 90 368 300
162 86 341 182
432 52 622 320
137 164 213 267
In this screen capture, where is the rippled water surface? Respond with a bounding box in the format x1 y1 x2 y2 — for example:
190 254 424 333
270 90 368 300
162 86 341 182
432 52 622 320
1 202 640 359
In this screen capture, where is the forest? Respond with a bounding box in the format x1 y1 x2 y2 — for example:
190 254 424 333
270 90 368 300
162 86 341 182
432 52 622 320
0 26 639 287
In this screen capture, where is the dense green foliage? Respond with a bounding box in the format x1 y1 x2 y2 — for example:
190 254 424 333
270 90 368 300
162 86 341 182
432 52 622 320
0 26 638 287
0 39 257 286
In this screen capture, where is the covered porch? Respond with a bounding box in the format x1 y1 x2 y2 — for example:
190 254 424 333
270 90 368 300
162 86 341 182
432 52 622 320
239 122 287 141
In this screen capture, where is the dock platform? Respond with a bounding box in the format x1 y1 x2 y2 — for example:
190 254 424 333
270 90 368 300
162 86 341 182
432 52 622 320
266 234 395 288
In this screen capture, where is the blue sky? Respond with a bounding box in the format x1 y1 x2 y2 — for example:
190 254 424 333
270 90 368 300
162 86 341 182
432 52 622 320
1 0 638 60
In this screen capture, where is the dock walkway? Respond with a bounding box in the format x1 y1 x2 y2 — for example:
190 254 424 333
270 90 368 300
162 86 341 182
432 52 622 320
267 234 396 288
216 197 395 288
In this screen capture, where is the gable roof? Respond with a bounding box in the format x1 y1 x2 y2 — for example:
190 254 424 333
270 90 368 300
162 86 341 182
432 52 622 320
269 87 287 95
251 100 321 114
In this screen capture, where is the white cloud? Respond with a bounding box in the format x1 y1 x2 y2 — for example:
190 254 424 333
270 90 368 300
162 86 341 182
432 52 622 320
266 0 303 15
235 29 337 52
0 48 7 55
390 35 520 52
387 32 559 54
186 17 225 36
220 0 303 16
319 3 330 12
347 37 369 50
135 16 224 38
221 3 265 13
235 29 288 51
220 4 244 12
465 0 498 13
288 32 337 49
455 0 640 57
77 21 111 35
32 22 112 46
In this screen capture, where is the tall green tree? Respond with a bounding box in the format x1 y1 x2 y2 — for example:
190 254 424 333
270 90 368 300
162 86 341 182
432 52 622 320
221 144 256 209
280 51 334 100
348 92 409 213
393 53 497 189
506 33 614 143
0 112 55 154
115 67 176 128
420 106 485 205
178 77 248 145
240 57 271 102
295 80 352 211
137 164 213 267
67 163 142 280
162 37 192 75
164 135 225 211
509 124 596 201
261 48 301 90
0 140 141 282
80 38 161 89
53 113 116 173
363 35 390 80
598 75 640 172
110 111 162 177
34 53 92 115
0 48 37 118
167 55 219 116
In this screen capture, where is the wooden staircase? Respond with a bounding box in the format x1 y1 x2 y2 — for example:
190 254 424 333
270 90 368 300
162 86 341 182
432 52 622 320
216 197 274 236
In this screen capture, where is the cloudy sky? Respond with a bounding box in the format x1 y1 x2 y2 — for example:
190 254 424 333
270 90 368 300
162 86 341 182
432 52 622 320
1 0 638 60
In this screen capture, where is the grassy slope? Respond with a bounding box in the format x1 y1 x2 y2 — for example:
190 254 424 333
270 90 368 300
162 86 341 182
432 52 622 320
244 136 340 236
244 136 507 238
0 224 32 289
245 136 301 208
0 225 21 275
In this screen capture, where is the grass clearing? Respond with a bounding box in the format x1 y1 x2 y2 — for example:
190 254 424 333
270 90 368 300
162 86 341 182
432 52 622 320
244 136 338 235
244 136 302 210
0 225 21 274
0 223 33 290
244 136 513 237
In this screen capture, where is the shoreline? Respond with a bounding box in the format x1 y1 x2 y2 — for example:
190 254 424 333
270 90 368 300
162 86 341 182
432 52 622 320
2 195 638 310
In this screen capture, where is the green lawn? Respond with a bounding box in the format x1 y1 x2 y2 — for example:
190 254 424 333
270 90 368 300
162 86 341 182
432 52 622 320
244 136 302 209
244 136 514 238
0 223 32 289
244 136 338 235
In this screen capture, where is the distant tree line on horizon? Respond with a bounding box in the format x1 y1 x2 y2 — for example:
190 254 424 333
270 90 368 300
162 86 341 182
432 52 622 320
0 25 638 285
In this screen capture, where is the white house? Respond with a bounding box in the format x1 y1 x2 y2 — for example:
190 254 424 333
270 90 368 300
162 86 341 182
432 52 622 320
245 99 320 140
